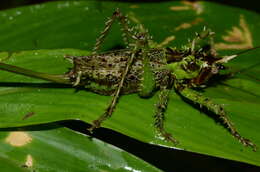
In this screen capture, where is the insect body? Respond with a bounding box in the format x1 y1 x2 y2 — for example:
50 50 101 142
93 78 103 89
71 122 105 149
67 49 164 95
0 9 256 151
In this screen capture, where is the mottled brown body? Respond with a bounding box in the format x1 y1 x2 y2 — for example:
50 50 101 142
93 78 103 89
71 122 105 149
67 48 167 95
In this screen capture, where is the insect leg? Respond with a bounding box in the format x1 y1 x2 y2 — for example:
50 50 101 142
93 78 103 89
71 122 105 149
138 50 156 98
191 27 216 56
93 8 150 54
113 11 157 97
154 87 179 145
153 70 178 144
176 86 257 151
88 46 138 132
89 9 155 131
92 10 118 54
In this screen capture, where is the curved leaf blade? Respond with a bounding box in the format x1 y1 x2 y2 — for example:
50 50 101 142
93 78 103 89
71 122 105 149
0 0 259 167
0 125 161 172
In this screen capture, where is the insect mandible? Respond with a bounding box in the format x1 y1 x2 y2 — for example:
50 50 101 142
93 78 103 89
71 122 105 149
0 9 257 151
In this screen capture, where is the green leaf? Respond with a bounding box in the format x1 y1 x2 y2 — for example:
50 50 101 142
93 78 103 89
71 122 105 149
0 0 259 167
0 125 161 172
0 157 28 172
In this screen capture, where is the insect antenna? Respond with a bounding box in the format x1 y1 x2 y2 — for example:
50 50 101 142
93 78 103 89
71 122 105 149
213 46 260 82
225 62 260 82
215 46 260 64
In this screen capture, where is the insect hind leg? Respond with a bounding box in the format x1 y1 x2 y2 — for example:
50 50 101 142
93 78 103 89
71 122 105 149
88 18 151 132
88 45 138 132
88 9 154 132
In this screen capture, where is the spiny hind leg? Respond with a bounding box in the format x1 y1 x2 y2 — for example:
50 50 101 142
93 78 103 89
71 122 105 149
88 47 138 132
93 8 154 97
176 86 257 151
88 40 149 132
89 9 152 131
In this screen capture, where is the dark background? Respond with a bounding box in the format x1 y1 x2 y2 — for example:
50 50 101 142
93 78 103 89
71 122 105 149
1 1 260 172
0 0 260 15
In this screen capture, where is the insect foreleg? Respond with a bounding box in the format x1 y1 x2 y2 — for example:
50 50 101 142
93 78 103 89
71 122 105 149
176 86 257 151
190 27 216 56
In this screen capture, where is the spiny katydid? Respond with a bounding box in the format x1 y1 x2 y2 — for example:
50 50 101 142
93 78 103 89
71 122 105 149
0 9 257 151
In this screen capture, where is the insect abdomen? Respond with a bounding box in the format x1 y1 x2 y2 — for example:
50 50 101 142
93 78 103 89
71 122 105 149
67 49 166 94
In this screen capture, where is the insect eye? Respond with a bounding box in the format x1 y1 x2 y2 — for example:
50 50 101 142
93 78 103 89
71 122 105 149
217 64 226 70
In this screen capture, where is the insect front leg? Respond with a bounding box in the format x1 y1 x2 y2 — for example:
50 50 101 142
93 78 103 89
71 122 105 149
190 27 216 56
176 85 257 151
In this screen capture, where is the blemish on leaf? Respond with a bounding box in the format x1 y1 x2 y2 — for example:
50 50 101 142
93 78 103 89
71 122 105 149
129 5 139 9
175 18 203 31
5 132 32 147
156 36 175 48
175 23 191 31
0 52 8 61
128 12 175 48
127 12 146 33
182 1 203 14
215 15 253 50
128 12 141 24
22 112 35 120
25 154 33 167
170 1 203 15
170 6 190 11
0 51 13 62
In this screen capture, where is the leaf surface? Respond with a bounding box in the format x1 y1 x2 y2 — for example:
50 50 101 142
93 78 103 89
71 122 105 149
0 1 259 167
0 125 161 172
